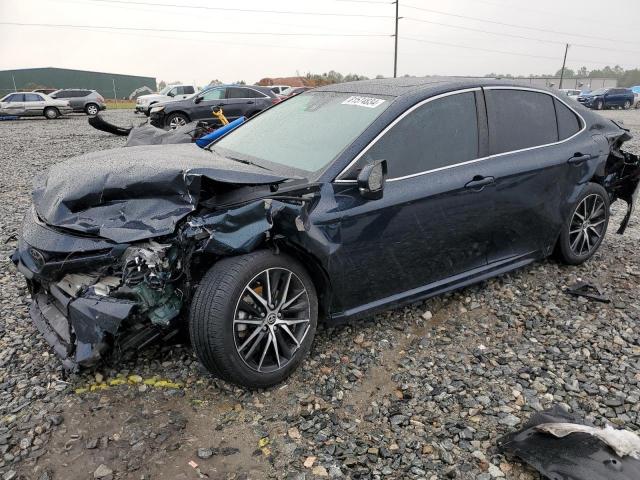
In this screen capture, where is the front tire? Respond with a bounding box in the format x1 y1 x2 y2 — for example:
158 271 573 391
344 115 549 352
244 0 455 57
44 107 59 119
189 251 318 389
557 183 609 265
623 100 631 110
166 112 189 129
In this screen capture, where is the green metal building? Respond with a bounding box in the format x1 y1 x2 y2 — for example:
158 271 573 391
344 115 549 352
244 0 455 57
0 67 156 99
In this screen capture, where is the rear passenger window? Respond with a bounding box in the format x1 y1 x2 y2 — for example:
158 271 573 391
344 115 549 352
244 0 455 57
183 86 195 95
554 98 581 140
362 92 479 179
485 90 558 154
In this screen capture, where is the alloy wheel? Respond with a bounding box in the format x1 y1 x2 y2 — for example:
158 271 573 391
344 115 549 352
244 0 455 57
86 104 98 115
233 268 311 373
169 116 187 129
569 193 607 256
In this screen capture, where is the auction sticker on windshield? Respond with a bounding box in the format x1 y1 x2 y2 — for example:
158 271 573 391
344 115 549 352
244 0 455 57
341 96 386 108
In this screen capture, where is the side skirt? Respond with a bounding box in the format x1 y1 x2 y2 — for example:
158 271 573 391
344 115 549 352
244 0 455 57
327 251 542 325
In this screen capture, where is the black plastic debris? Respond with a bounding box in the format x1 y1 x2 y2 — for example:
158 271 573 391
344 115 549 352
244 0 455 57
497 405 640 480
564 281 610 303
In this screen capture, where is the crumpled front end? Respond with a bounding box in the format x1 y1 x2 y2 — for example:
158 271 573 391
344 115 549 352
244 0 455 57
12 208 188 368
13 193 309 369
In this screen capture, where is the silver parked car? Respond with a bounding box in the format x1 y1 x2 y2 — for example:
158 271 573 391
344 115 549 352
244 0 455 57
0 92 72 119
50 89 106 115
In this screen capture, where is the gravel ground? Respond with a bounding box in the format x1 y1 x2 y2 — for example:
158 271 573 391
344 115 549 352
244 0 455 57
0 109 639 480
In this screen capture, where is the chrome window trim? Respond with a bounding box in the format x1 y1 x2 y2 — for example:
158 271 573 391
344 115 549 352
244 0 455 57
334 86 586 184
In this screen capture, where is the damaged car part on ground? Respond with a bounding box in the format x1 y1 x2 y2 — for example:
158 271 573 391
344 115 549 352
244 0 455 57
88 110 246 148
498 405 640 480
12 77 640 388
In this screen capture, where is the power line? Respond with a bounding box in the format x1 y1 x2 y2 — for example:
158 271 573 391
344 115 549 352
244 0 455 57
64 25 393 56
401 36 627 67
0 22 392 37
334 0 393 3
403 17 640 55
86 0 393 18
402 4 640 46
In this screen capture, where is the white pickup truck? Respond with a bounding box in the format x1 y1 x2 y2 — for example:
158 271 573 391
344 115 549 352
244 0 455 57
135 84 197 115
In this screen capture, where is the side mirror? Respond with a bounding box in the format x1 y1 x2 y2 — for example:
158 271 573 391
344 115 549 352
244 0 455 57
357 160 387 200
194 96 203 104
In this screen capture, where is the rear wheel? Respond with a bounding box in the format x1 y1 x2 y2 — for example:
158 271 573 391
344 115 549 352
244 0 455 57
594 100 604 110
85 103 99 115
557 183 609 265
166 112 189 129
189 251 317 388
44 107 59 119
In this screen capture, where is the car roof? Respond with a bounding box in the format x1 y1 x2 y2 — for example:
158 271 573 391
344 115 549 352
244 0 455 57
313 76 561 98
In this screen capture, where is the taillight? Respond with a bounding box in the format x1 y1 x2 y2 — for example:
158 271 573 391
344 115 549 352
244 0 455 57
97 94 105 102
271 97 281 105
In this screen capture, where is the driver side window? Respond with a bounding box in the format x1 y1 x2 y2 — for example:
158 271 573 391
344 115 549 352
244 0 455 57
201 88 226 101
343 91 479 180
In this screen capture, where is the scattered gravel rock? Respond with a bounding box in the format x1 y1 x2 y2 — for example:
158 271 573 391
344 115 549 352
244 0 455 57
0 110 639 479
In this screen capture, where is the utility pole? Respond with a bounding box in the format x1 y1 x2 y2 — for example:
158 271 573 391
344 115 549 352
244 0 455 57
112 78 118 107
393 0 399 78
11 75 17 92
559 43 569 89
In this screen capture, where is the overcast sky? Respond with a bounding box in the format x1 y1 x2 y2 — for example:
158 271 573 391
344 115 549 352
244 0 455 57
1 0 639 86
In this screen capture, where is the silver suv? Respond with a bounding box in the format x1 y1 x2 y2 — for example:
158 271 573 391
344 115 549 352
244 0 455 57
50 89 106 115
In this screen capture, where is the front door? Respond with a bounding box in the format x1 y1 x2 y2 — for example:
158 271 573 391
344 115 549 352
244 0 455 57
0 93 26 116
324 90 497 314
191 87 227 123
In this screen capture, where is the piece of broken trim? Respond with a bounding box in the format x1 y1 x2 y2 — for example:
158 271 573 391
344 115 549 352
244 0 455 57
498 405 640 480
564 281 610 303
535 423 640 460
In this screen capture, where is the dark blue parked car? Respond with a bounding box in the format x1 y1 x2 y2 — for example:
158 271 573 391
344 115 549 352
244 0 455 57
577 87 635 110
12 78 640 388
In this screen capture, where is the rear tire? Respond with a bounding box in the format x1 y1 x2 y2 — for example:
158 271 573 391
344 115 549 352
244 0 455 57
556 183 609 265
595 100 604 110
44 107 59 119
85 103 99 115
189 251 318 389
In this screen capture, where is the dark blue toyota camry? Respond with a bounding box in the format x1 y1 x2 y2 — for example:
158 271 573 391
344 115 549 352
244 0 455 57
13 77 640 388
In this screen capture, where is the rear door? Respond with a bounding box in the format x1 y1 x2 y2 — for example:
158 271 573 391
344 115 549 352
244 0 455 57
482 87 598 262
225 87 267 119
329 89 496 312
23 93 46 116
0 94 26 115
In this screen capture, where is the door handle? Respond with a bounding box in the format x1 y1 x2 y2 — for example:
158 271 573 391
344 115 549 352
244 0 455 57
568 153 592 165
464 175 495 191
246 100 255 104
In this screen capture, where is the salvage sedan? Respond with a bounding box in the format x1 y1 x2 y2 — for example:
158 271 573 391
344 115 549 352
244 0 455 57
13 78 640 388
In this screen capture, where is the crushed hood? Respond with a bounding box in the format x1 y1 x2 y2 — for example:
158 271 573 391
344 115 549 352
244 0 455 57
33 144 293 243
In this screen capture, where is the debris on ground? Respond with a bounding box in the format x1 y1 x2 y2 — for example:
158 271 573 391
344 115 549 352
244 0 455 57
498 405 640 479
564 280 611 303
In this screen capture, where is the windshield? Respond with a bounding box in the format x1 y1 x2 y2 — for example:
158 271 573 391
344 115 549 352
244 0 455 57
212 91 391 174
158 85 174 95
590 88 607 95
